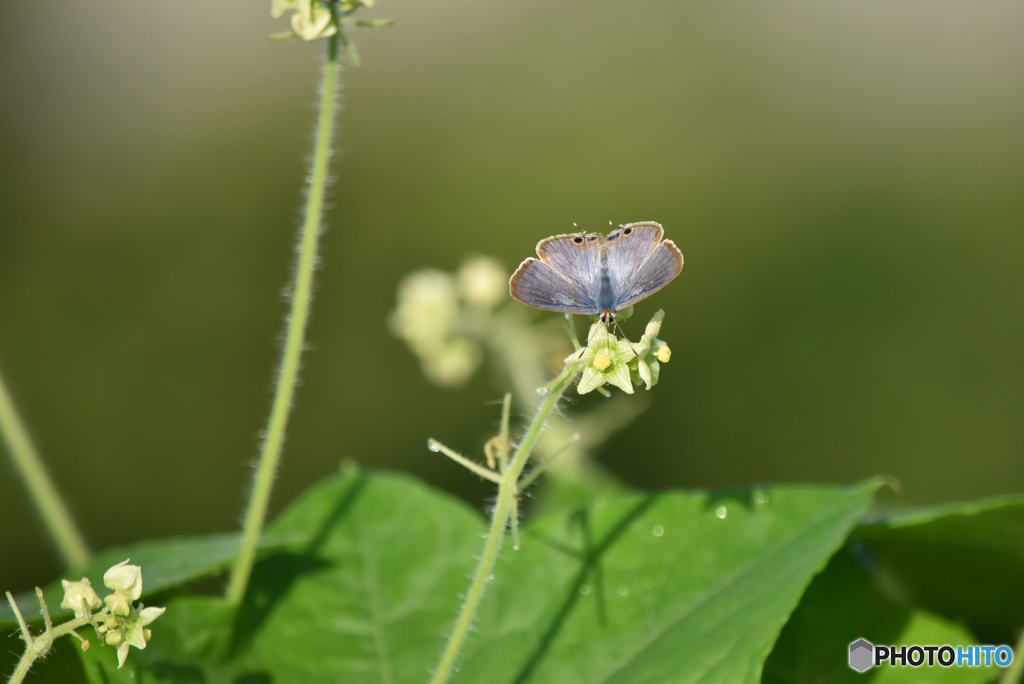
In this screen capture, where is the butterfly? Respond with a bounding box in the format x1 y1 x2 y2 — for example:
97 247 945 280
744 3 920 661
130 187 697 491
509 221 683 324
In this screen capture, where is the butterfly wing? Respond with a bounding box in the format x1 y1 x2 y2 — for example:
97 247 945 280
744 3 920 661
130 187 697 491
604 222 664 298
614 239 684 310
509 258 599 314
536 233 603 299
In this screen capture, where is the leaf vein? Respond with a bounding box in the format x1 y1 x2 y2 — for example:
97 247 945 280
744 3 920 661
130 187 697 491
596 492 866 683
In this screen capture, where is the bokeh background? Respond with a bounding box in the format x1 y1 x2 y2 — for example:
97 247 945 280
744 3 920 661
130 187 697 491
2 0 1023 595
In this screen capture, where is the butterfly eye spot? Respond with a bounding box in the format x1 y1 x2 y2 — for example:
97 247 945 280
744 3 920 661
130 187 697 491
623 227 633 236
572 236 584 244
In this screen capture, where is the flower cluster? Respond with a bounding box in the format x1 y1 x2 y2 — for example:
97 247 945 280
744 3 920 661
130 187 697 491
389 257 506 386
60 560 165 668
568 310 672 395
271 0 392 53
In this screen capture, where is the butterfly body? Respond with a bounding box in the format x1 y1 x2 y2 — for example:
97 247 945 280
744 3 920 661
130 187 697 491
509 222 683 323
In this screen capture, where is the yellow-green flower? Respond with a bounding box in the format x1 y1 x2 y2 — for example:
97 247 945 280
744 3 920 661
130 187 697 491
60 578 101 619
115 606 166 668
569 324 635 395
103 560 143 601
292 3 336 41
631 310 671 390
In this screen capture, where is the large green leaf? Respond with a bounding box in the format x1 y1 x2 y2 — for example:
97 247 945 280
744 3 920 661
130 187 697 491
239 467 489 682
854 494 1024 643
764 547 996 683
72 470 876 682
460 483 878 683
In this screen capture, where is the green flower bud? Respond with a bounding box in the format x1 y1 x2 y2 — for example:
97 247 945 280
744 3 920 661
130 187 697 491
105 592 132 617
657 343 671 364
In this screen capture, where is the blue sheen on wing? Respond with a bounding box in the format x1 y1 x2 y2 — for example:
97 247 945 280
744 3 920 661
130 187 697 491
605 222 663 301
509 258 599 314
536 233 604 303
615 240 684 310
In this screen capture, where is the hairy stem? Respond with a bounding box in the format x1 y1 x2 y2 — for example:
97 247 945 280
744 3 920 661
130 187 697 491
225 32 341 604
431 367 578 684
7 613 92 684
0 366 90 568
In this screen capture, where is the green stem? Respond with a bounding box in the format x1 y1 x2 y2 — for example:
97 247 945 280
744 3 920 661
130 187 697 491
7 614 92 684
431 367 578 684
0 366 90 569
563 313 581 351
225 32 341 604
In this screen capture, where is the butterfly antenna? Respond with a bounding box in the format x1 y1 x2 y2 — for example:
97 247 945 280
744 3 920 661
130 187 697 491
613 318 641 359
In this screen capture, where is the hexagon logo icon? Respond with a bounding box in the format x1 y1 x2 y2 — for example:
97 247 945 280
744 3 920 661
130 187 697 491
849 638 875 673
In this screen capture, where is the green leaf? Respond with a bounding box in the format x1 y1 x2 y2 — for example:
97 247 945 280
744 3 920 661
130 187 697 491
239 468 485 682
0 533 258 628
237 472 875 681
459 483 877 682
855 493 1024 643
65 471 876 681
765 547 996 683
872 612 997 684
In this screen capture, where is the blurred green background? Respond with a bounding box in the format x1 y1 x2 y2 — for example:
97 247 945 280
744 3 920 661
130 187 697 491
2 0 1023 594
